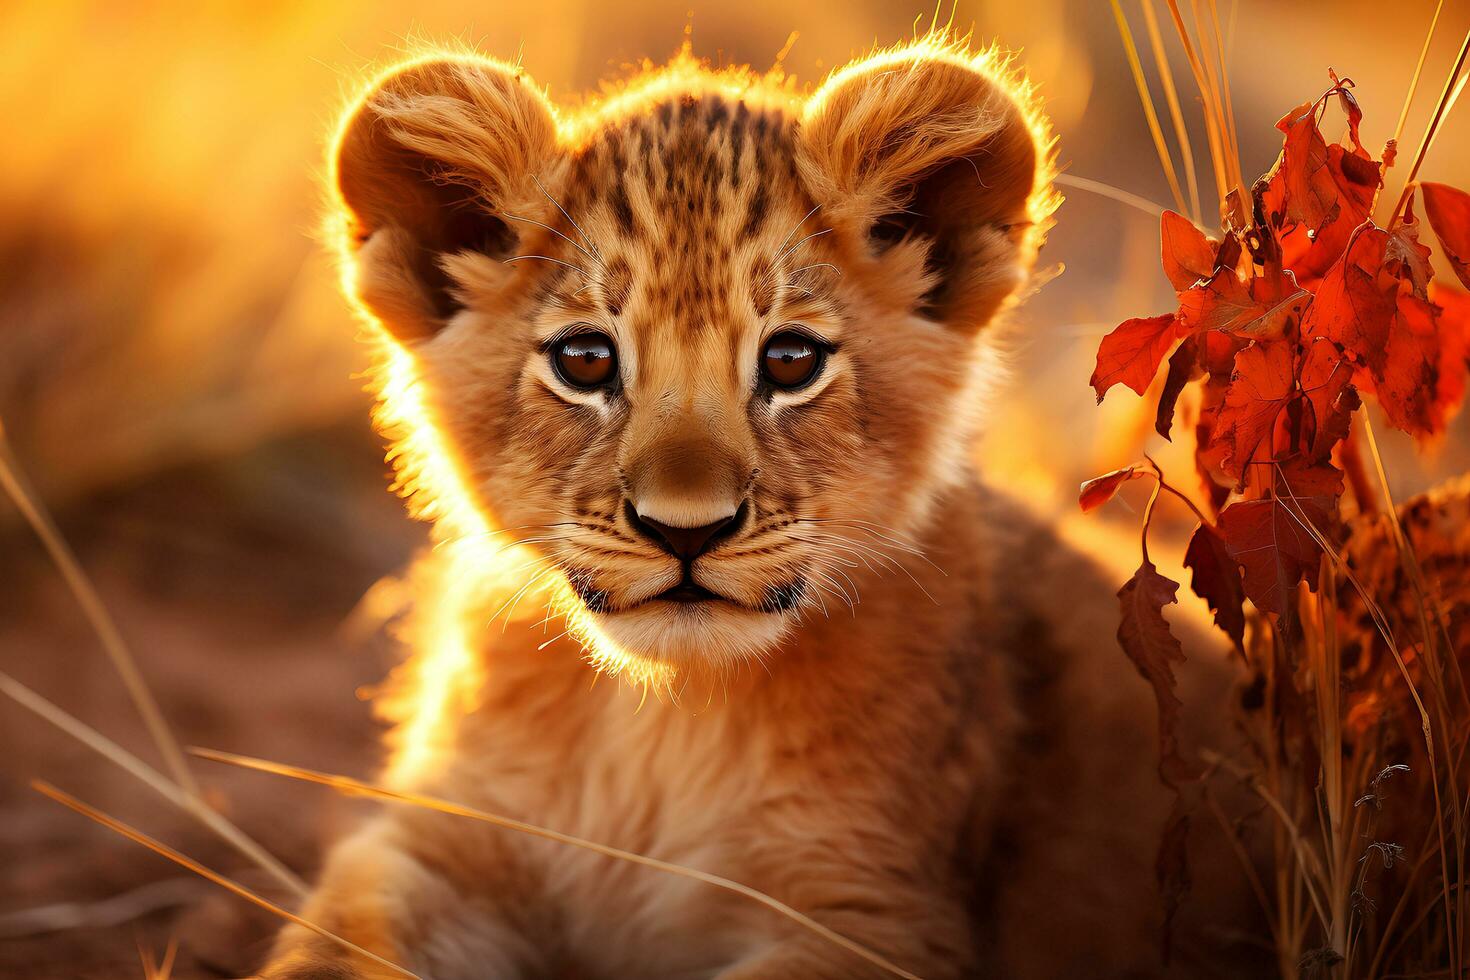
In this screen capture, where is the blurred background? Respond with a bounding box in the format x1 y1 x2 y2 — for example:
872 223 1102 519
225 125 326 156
2 1 1468 975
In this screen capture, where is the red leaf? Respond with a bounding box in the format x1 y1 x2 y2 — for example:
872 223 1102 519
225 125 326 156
1331 72 1365 152
1385 200 1433 299
1275 455 1346 504
1116 561 1197 784
1301 227 1395 372
1178 267 1307 340
1371 290 1469 438
1091 314 1180 402
1279 210 1356 289
1183 523 1245 650
1161 210 1216 291
1215 339 1297 478
1080 466 1142 512
1264 98 1380 233
1315 384 1361 461
1178 269 1257 334
1156 335 1201 440
1422 182 1470 290
1220 498 1330 616
1432 283 1470 419
1299 337 1354 457
1374 292 1443 435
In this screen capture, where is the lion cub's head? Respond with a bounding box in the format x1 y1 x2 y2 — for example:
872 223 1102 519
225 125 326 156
332 37 1054 670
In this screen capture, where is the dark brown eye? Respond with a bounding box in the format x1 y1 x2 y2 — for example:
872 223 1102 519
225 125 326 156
553 332 618 389
760 331 825 390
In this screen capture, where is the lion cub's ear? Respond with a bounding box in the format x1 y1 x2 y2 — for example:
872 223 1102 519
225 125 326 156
334 58 560 339
798 51 1049 330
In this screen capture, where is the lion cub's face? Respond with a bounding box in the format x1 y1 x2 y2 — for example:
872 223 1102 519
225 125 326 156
334 46 1049 667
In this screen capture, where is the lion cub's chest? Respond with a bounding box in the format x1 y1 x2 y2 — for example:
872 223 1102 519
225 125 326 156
456 657 814 975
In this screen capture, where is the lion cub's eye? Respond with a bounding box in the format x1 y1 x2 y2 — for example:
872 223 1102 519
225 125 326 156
760 331 825 390
552 332 618 390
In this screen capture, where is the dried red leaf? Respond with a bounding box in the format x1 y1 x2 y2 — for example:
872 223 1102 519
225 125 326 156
1331 72 1365 152
1276 455 1346 504
1385 198 1433 299
1220 498 1330 616
1183 523 1246 650
1116 560 1197 783
1215 339 1297 478
1264 98 1380 233
1155 335 1201 440
1301 227 1395 372
1161 210 1216 291
1200 329 1250 378
1315 385 1362 461
1299 338 1354 457
1178 267 1307 340
1372 291 1468 437
1432 283 1470 416
1080 466 1142 513
1421 182 1470 290
1279 211 1356 289
1091 314 1180 402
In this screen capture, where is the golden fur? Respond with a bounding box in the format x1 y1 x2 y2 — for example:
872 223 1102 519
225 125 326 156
260 35 1260 979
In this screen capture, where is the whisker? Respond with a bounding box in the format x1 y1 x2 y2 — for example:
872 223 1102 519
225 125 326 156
795 529 939 605
532 174 606 267
503 254 589 279
785 262 842 280
774 227 833 265
501 212 602 269
773 204 821 259
490 563 565 627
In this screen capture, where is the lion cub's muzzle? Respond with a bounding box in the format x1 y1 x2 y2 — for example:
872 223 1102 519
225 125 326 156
623 498 748 604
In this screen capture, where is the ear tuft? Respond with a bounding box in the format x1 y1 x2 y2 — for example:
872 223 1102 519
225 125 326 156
798 48 1054 328
333 57 559 339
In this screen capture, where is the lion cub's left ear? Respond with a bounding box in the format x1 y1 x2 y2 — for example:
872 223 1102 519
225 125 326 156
797 50 1051 330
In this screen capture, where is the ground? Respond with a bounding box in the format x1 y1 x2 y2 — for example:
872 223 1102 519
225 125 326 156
0 425 421 979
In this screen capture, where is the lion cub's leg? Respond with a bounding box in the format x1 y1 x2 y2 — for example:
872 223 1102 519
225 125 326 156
712 893 973 980
257 815 548 980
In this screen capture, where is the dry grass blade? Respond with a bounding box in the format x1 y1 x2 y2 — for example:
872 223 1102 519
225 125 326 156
1393 0 1447 149
1358 417 1468 972
1200 748 1332 929
138 935 178 980
1202 0 1241 192
31 781 420 980
0 670 307 897
1053 173 1185 224
1275 488 1457 973
1164 0 1232 207
0 427 196 796
192 747 926 980
1139 0 1202 223
1108 0 1189 215
1389 26 1470 228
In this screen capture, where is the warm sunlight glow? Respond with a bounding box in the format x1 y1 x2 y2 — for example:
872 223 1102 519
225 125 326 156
326 29 1058 785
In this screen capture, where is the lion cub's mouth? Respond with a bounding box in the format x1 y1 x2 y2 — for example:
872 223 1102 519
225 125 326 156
653 579 724 604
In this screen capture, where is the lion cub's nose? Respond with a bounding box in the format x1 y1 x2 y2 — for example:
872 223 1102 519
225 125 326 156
625 501 746 561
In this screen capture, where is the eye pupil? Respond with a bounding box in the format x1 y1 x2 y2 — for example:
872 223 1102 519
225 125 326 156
553 332 617 389
761 331 824 390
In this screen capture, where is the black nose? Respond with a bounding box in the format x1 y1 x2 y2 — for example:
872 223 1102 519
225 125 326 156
625 501 746 561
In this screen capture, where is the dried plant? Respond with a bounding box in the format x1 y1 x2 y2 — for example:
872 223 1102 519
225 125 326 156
1087 3 1470 976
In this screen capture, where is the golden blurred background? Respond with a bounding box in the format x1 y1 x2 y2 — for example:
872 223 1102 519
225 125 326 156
2 1 1468 976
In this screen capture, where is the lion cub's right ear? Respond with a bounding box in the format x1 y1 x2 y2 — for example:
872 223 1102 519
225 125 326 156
334 58 560 340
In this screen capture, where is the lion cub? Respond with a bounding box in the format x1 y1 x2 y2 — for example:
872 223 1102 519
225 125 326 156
260 36 1257 980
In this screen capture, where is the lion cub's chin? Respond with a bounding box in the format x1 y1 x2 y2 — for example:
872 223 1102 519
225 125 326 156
585 600 792 668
